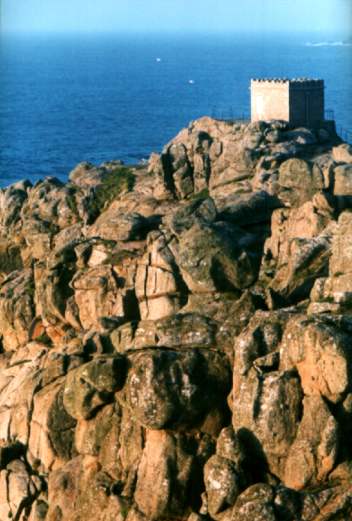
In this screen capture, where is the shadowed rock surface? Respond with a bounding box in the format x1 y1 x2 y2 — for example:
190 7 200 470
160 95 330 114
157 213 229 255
0 118 352 520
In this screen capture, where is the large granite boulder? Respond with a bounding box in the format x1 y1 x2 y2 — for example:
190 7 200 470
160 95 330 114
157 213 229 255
118 349 231 431
332 143 352 163
176 222 259 293
277 158 324 207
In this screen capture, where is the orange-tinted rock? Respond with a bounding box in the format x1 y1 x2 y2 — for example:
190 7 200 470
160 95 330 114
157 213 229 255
0 118 350 520
284 395 339 490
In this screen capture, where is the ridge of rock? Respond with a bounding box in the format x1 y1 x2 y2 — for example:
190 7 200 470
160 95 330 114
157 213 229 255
0 118 352 520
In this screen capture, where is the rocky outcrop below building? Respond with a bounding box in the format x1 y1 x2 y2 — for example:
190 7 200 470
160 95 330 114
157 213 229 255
0 117 352 521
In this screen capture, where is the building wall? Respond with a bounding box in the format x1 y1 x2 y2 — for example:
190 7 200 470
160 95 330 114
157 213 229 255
251 80 289 122
289 81 324 127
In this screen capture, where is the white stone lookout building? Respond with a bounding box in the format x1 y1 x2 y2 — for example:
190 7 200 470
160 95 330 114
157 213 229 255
250 78 325 128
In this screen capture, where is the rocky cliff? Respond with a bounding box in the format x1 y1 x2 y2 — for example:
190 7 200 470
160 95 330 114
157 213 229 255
0 117 352 521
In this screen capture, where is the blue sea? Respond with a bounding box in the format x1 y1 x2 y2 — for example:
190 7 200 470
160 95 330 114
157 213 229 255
0 33 351 187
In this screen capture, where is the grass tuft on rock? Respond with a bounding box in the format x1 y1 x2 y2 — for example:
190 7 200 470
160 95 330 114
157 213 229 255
188 188 210 201
93 167 136 213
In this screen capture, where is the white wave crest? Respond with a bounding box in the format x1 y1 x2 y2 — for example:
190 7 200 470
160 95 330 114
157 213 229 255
305 41 352 47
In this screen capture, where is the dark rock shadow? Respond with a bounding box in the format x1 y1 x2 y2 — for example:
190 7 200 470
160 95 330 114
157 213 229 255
237 427 270 484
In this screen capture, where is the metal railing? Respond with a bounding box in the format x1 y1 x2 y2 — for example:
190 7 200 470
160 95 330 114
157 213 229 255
324 109 335 120
208 106 351 143
210 106 249 122
212 108 337 123
324 109 352 144
338 127 352 144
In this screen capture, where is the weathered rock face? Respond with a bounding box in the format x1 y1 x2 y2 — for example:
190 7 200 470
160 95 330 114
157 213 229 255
71 266 127 330
277 158 324 207
63 355 126 420
309 210 352 313
261 193 336 304
0 118 352 521
0 269 35 351
232 310 303 482
280 315 352 403
135 230 187 320
175 222 259 292
284 394 339 490
117 349 231 431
